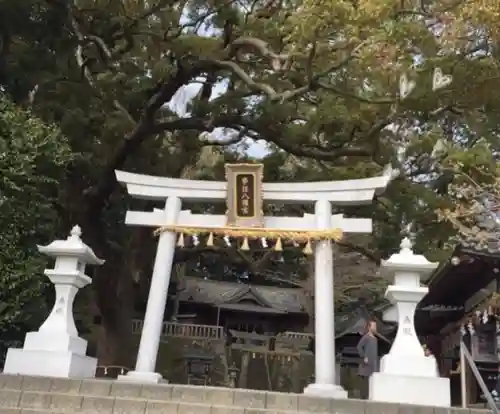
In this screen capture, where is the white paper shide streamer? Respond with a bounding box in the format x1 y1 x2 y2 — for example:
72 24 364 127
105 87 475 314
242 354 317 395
192 234 200 246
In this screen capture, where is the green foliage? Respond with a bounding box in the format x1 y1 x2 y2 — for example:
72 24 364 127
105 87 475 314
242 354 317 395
0 95 73 357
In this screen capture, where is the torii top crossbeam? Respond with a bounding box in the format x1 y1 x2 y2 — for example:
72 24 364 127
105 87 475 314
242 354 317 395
115 164 395 205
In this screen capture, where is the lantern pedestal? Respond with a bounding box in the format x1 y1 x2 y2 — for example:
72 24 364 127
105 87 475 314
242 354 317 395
370 374 450 407
4 349 98 379
3 226 104 378
369 237 450 407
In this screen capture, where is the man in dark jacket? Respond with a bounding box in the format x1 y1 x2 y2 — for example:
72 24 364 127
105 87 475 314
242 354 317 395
357 320 379 399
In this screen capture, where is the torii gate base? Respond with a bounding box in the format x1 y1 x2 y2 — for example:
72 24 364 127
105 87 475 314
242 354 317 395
114 168 394 398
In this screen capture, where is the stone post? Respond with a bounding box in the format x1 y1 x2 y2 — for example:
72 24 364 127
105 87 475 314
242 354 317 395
3 225 104 378
369 237 451 406
304 200 347 398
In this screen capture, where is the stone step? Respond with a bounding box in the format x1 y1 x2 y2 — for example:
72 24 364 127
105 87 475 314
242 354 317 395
0 388 376 414
0 389 319 414
0 389 492 414
0 389 293 414
0 409 59 414
0 375 490 414
0 375 355 413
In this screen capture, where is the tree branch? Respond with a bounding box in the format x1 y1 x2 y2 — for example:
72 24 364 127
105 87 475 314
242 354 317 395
85 62 206 215
336 240 381 265
204 38 368 103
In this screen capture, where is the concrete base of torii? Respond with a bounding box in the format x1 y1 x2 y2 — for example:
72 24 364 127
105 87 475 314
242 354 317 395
118 371 165 384
304 383 348 399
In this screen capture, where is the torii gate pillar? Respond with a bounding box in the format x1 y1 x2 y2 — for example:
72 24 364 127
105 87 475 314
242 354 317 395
114 166 394 396
304 199 342 396
125 196 182 384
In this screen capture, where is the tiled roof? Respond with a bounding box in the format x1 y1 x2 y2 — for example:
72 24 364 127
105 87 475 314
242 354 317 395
178 277 308 313
335 307 395 339
456 211 500 255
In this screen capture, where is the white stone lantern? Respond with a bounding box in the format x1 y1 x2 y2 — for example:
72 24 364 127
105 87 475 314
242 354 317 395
3 225 104 378
369 237 451 407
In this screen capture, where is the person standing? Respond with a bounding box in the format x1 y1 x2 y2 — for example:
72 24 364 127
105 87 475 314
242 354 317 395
357 320 379 400
423 344 439 376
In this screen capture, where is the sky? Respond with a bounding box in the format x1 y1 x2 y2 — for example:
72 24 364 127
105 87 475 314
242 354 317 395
164 12 272 158
166 79 270 158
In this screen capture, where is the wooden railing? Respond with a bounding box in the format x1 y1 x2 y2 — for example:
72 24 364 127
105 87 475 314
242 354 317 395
131 320 313 345
131 319 223 339
278 331 313 340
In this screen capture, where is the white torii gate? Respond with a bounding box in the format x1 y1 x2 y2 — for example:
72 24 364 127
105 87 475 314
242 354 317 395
115 167 393 397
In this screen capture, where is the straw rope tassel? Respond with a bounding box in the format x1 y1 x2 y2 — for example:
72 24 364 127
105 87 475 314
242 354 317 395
241 236 250 251
274 237 283 251
177 233 185 247
155 225 343 241
206 232 214 247
303 239 313 255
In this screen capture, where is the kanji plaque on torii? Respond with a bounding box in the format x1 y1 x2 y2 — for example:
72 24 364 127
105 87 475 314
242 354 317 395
225 163 264 227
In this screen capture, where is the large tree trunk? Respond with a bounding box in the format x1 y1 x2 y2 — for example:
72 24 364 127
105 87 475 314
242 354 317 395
171 263 186 321
92 257 135 366
303 257 315 333
80 206 135 367
93 225 157 366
